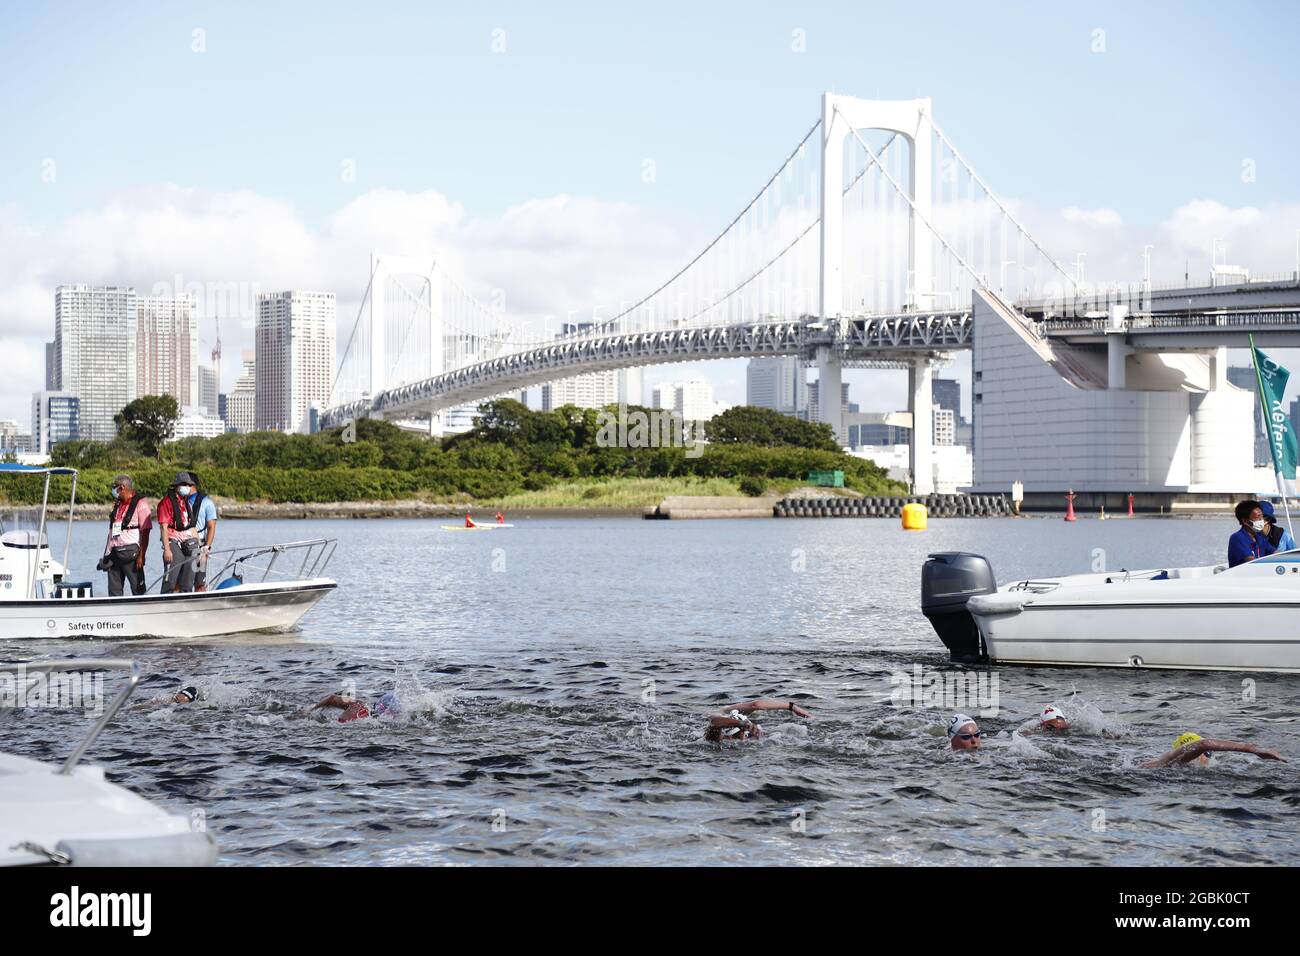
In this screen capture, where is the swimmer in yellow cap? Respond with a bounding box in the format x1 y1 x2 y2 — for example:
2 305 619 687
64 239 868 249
1140 732 1286 768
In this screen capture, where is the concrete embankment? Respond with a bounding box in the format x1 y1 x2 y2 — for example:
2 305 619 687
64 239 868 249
643 495 779 519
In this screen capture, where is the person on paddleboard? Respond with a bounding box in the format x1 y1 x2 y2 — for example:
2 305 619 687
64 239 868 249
465 512 477 528
1140 732 1285 768
704 698 810 742
496 511 505 524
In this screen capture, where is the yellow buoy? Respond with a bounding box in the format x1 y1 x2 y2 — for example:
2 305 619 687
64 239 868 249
901 502 928 531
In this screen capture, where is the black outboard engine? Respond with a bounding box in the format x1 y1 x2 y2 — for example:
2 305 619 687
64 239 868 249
921 552 997 663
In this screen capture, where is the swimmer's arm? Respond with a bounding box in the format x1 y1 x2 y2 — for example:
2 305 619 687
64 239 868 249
309 693 354 712
1194 739 1286 761
723 699 811 717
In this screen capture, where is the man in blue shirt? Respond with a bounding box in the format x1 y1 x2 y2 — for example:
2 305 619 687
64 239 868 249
1228 499 1275 567
187 471 220 591
1259 500 1298 553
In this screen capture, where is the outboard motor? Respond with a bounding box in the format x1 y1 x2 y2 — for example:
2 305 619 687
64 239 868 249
921 552 996 663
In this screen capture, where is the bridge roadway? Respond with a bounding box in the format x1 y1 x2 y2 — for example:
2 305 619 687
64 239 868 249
321 309 972 425
323 277 1300 426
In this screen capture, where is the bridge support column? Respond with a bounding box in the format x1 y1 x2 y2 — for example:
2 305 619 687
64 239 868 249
816 346 844 446
909 357 934 495
1106 304 1130 390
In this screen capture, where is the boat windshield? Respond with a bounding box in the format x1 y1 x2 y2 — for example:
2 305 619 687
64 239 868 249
0 507 49 549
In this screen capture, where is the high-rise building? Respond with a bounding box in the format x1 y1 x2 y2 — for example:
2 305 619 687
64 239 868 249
651 379 716 421
0 420 34 455
255 291 336 433
541 372 619 411
227 351 256 434
933 406 956 446
53 286 137 442
137 294 198 408
807 381 851 427
746 357 808 416
932 378 962 421
1228 366 1268 466
31 391 80 455
540 321 619 412
197 365 219 416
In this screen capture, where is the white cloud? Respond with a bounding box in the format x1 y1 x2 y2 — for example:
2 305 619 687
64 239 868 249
2 185 1297 427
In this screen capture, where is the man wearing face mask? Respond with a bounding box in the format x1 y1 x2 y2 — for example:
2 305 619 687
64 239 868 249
1259 500 1297 553
1227 499 1276 567
157 472 200 593
99 474 152 596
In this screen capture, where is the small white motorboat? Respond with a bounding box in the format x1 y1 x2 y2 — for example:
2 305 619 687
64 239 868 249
0 464 336 640
1 660 218 866
922 550 1300 673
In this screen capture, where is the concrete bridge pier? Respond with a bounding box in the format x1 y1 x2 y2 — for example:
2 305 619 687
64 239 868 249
908 356 934 495
816 346 844 445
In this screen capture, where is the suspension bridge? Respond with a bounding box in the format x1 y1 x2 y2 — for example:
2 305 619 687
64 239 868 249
322 91 1300 496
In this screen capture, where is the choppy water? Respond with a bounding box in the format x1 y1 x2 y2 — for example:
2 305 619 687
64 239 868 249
3 515 1299 866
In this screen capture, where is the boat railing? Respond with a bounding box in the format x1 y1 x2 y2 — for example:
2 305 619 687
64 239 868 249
144 538 337 592
0 659 140 774
1008 579 1062 594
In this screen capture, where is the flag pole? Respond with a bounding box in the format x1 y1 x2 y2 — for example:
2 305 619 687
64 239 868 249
1249 333 1296 543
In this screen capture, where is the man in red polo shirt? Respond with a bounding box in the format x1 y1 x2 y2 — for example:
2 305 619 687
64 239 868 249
157 471 200 593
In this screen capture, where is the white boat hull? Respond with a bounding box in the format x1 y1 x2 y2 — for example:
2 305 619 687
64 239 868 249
969 557 1300 673
0 753 217 867
0 579 335 641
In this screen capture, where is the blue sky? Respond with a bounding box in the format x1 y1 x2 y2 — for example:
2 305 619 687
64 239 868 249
4 1 1297 224
1 1 1298 422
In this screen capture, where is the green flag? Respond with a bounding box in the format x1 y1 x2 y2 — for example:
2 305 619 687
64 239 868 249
1250 335 1298 494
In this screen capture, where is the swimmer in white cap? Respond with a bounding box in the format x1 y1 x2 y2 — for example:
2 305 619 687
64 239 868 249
1020 704 1068 735
704 698 810 742
947 713 983 751
1140 732 1286 768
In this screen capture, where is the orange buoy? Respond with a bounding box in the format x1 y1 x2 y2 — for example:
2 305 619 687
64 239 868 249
1064 489 1077 522
1127 493 1134 517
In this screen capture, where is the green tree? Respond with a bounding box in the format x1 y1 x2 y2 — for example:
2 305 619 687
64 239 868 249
114 395 181 457
707 405 839 451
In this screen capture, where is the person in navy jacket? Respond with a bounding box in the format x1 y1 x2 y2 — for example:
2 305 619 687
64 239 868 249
1228 499 1276 567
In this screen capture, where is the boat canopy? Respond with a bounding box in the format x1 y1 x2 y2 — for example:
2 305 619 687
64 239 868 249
0 463 78 476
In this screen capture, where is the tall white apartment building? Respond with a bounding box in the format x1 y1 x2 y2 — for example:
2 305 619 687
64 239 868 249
255 291 336 433
651 379 716 421
746 357 808 416
933 406 955 446
197 365 219 416
226 351 256 433
53 286 138 442
137 294 198 407
540 371 619 411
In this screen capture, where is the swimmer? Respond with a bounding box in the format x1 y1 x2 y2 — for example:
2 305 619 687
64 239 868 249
1020 704 1068 735
947 713 983 751
309 690 402 723
1140 732 1286 768
173 685 199 705
704 698 810 742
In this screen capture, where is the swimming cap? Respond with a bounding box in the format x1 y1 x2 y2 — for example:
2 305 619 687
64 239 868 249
373 691 401 717
1173 732 1203 750
176 686 197 703
948 713 977 737
721 710 754 738
1040 705 1066 724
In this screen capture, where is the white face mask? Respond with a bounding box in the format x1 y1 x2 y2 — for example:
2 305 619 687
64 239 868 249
1251 519 1268 532
178 486 193 496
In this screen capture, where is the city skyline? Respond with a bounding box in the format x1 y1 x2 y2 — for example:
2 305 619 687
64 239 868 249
2 3 1299 426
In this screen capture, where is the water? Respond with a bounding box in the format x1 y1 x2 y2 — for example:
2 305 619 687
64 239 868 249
3 515 1298 866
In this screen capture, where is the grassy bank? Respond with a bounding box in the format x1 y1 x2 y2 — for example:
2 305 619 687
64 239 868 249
481 476 806 509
